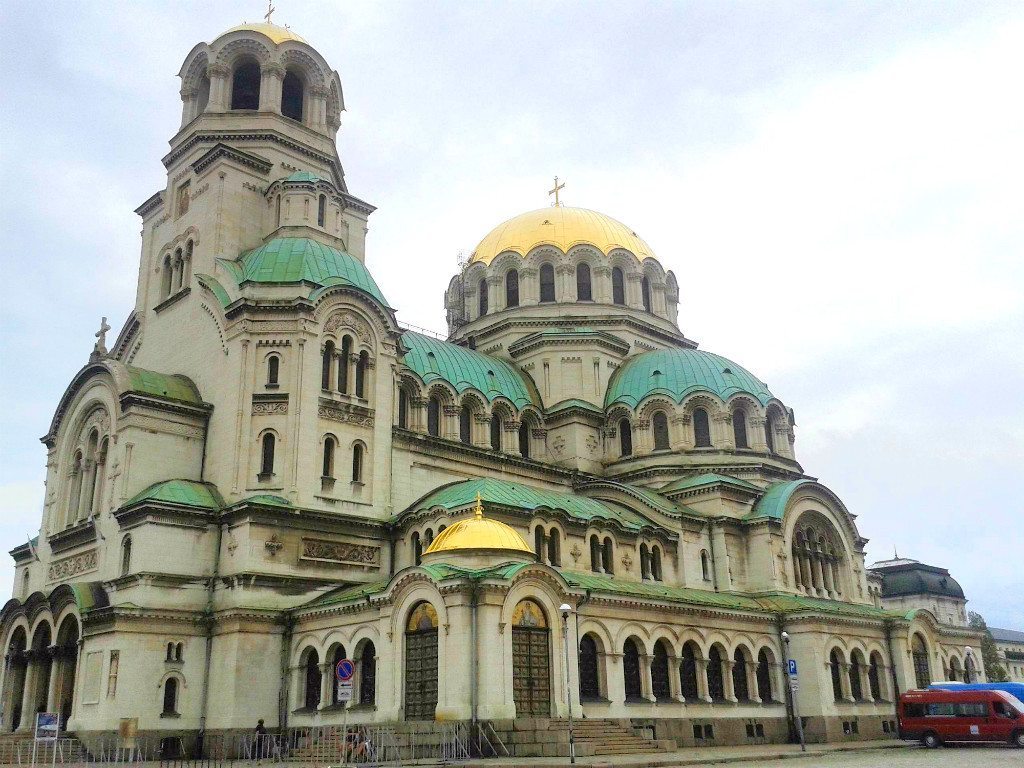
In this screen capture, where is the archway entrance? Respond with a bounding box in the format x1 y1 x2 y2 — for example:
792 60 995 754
404 602 438 721
30 624 53 717
511 600 550 716
54 618 79 729
3 628 27 731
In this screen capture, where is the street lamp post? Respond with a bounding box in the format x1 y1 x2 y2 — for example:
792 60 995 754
560 603 576 765
781 631 806 752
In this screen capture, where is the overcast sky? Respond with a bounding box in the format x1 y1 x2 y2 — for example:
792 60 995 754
1 1 1021 628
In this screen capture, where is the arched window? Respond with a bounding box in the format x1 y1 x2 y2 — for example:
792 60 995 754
693 408 712 447
321 341 334 390
640 543 650 579
275 194 282 226
623 639 642 700
412 532 422 565
175 643 183 662
162 677 178 715
651 546 662 581
317 194 326 227
602 537 614 574
868 652 883 700
230 60 261 110
304 649 321 710
459 406 472 444
576 263 592 301
830 649 844 700
196 75 210 114
490 414 501 451
590 535 601 573
618 418 632 457
911 634 930 688
733 648 750 701
282 70 304 121
518 421 530 458
652 641 671 701
339 336 352 393
765 414 776 453
707 646 725 701
84 430 100 517
351 443 364 483
641 276 652 312
120 536 132 577
505 270 519 308
266 355 280 386
652 411 670 451
322 436 335 479
700 550 711 581
355 350 369 398
166 642 174 662
850 652 864 700
611 267 625 305
756 649 773 701
398 388 409 429
173 248 184 292
733 409 749 449
359 642 376 705
534 527 545 560
259 433 275 478
578 634 600 700
547 528 560 566
539 264 555 302
478 278 488 316
161 255 173 298
427 396 441 437
680 642 700 700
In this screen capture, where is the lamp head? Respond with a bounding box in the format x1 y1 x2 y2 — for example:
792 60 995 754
559 603 572 619
781 631 790 643
965 646 974 657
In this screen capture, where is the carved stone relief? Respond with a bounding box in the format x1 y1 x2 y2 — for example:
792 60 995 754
300 538 380 567
48 550 98 582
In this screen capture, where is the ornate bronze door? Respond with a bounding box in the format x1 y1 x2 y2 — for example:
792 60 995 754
512 599 551 716
405 603 439 721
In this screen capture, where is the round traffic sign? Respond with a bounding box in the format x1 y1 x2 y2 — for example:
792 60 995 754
335 658 355 682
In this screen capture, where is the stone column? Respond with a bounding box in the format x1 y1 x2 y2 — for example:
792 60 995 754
640 655 654 702
747 660 761 704
670 656 685 702
503 420 521 456
671 414 692 451
18 655 34 732
260 63 285 113
442 405 461 442
556 265 574 302
696 658 712 703
486 275 502 313
859 663 873 702
520 268 538 305
593 265 611 303
714 412 734 449
179 87 197 125
45 647 59 713
653 283 667 317
723 659 738 702
822 559 836 597
840 662 855 702
319 662 333 709
750 416 769 452
710 525 732 591
626 273 643 309
308 86 329 131
811 556 825 595
410 396 427 433
472 414 491 449
207 64 231 112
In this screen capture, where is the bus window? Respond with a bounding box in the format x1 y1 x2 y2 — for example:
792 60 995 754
904 703 924 718
926 702 956 717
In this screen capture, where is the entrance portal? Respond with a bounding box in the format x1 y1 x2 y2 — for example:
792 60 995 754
404 602 438 721
511 600 550 716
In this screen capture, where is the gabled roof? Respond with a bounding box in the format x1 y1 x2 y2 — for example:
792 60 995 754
661 473 761 495
124 366 203 404
605 348 774 409
401 332 539 408
991 627 1024 643
125 479 222 509
406 477 649 531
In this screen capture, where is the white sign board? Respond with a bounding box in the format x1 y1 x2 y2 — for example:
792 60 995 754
34 713 59 742
336 681 353 703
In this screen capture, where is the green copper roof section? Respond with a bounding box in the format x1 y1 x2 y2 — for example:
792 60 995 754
126 479 223 509
661 473 761 495
408 478 648 531
746 479 814 521
754 592 897 619
302 580 390 609
605 348 774 409
194 273 231 308
68 582 110 614
234 238 390 307
401 332 539 408
562 571 765 611
284 171 327 183
124 366 202 404
545 398 604 415
239 494 293 508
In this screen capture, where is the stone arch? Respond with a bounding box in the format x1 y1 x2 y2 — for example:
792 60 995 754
279 48 327 90
706 641 729 701
614 624 651 655
213 36 272 67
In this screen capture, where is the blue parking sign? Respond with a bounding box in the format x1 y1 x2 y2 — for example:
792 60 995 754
788 659 798 677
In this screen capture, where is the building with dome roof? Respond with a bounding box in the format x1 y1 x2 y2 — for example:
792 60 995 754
0 19 984 758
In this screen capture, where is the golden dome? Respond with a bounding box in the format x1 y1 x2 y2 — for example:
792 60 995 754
424 496 533 556
220 23 307 45
469 206 655 265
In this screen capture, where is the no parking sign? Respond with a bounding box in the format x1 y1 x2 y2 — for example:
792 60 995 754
336 658 355 702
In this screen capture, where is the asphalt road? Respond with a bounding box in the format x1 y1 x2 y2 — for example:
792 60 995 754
711 745 1024 767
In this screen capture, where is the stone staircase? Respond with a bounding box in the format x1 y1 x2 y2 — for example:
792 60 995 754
0 732 86 764
546 718 674 756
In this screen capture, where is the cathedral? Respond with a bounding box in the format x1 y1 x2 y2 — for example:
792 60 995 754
1 21 985 756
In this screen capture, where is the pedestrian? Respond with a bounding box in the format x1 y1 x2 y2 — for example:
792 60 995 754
254 718 268 762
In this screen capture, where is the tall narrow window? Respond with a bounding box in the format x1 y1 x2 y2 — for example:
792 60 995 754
618 418 632 457
398 388 409 429
317 194 326 227
733 409 749 449
651 546 662 581
602 538 614 574
266 355 280 386
490 414 501 451
505 270 519 308
321 341 334 390
322 436 336 478
196 76 210 115
830 649 843 701
339 336 352 393
107 651 119 698
282 70 304 121
756 649 773 701
459 406 472 445
260 433 275 478
304 650 321 710
547 528 560 566
230 60 261 110
700 550 711 581
708 647 725 701
427 397 441 436
359 642 376 705
539 264 555 302
590 535 601 573
120 536 132 577
161 255 173 298
162 678 178 715
518 422 530 458
412 532 422 565
641 276 652 312
352 443 364 483
478 278 488 316
276 194 282 227
652 411 670 450
173 249 184 291
693 408 712 447
612 267 625 305
733 649 750 701
765 414 776 453
355 350 369 398
640 544 650 579
576 263 592 301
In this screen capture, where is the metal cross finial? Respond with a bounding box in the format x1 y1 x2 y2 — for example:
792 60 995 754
92 316 111 359
474 492 484 519
264 0 275 23
548 176 565 207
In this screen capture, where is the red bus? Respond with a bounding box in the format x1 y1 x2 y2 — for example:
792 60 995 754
899 688 1024 748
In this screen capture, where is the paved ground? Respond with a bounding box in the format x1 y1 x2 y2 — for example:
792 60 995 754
711 744 1023 768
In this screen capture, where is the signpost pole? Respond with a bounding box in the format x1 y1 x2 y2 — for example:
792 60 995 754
781 633 805 752
335 658 355 768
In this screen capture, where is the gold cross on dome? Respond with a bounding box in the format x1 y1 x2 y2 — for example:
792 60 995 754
474 492 484 519
264 0 275 23
548 176 565 207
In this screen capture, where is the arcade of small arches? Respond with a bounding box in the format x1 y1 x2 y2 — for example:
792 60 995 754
294 639 378 712
157 238 195 304
825 645 893 704
56 406 112 532
790 515 850 601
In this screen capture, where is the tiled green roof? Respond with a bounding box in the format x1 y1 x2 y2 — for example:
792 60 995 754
232 238 390 307
303 580 389 609
401 332 539 408
126 479 223 509
754 592 897 620
407 478 648 531
124 366 202 404
284 171 327 183
661 473 761 495
240 494 293 508
562 571 765 611
605 348 774 409
195 273 231 308
545 398 603 415
746 479 814 521
69 581 110 614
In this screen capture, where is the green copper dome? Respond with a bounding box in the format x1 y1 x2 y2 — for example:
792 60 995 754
605 348 773 409
225 237 390 307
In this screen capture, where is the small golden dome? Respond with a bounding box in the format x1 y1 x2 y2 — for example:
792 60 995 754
470 206 655 265
219 22 307 45
424 495 533 556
